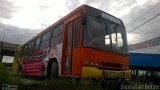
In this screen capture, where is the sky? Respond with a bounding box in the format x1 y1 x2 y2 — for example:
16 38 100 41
0 0 160 53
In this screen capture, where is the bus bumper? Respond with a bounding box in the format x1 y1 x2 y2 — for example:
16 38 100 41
82 66 131 79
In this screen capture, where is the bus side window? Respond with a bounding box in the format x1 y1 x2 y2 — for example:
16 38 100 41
74 20 81 48
34 37 41 51
50 24 63 46
40 31 51 50
66 24 73 49
28 41 34 52
23 45 28 54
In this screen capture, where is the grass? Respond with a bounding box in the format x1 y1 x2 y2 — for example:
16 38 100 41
0 64 131 90
0 72 141 90
0 64 151 90
43 78 101 90
0 67 101 90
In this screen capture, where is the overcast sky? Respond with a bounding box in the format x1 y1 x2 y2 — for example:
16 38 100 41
0 0 160 53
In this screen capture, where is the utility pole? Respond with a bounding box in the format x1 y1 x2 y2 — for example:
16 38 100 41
17 36 20 48
0 48 1 64
0 34 6 63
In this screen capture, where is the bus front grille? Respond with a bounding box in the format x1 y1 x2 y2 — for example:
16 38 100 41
101 62 123 69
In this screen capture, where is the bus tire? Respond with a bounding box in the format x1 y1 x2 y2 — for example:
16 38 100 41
51 62 58 78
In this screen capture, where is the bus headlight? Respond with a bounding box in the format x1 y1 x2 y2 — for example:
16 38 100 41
84 60 90 65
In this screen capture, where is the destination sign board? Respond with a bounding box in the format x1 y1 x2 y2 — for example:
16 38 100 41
101 13 121 25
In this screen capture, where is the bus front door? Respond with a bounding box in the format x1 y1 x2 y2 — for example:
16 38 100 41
62 19 82 76
63 22 73 75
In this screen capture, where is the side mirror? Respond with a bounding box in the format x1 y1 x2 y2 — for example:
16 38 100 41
81 14 86 25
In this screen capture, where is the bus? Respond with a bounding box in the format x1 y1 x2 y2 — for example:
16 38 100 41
13 5 130 80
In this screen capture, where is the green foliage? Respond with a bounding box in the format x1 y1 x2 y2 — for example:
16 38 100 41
0 63 9 83
0 64 101 89
43 78 101 90
6 76 23 85
0 64 127 90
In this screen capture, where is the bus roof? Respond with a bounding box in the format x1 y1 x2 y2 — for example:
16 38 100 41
23 5 124 46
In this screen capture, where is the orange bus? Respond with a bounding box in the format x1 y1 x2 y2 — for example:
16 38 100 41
14 5 130 79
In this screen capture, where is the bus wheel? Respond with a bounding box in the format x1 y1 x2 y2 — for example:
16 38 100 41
51 62 58 78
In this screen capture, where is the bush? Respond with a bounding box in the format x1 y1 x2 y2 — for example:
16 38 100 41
0 63 9 84
6 76 23 85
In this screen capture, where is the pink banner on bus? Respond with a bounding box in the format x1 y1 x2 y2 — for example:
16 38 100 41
22 50 47 76
23 60 44 76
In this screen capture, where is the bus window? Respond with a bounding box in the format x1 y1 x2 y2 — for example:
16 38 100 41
67 24 73 49
42 31 51 42
110 24 124 53
74 21 81 48
105 35 110 45
28 41 34 52
50 24 63 46
40 31 51 50
83 15 127 54
23 44 28 54
84 15 111 51
34 37 41 50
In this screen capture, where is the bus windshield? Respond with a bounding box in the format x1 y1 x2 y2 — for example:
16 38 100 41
83 15 128 54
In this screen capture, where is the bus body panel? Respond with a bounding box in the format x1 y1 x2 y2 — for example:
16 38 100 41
47 43 62 76
81 48 129 69
80 48 130 78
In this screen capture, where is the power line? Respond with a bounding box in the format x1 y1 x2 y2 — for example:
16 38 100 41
126 1 160 28
127 13 160 34
0 33 37 36
0 32 37 34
